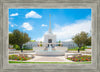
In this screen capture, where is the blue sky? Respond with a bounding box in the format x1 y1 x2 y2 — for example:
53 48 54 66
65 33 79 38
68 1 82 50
9 9 91 41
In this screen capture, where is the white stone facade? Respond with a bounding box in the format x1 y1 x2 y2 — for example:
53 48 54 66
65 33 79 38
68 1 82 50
44 33 56 43
43 14 56 45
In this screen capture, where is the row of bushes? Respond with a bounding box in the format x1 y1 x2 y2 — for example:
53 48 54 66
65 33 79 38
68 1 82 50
13 45 33 50
67 55 91 62
9 55 32 61
68 46 88 51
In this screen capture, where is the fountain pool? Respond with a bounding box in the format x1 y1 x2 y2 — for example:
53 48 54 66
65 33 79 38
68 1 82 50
36 44 66 56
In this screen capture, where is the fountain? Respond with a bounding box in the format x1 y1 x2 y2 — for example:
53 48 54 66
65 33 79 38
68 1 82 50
35 43 67 56
48 44 52 52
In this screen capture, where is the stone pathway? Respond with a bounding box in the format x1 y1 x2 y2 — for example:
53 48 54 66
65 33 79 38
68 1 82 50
26 56 73 62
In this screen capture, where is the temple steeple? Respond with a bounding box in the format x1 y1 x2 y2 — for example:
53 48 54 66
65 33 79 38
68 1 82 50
44 14 56 44
49 14 52 33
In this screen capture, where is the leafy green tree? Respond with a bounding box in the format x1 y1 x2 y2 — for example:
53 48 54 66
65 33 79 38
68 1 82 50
9 30 30 52
72 31 91 52
30 40 36 42
23 45 27 49
13 44 20 50
40 41 42 47
58 40 61 46
86 37 91 46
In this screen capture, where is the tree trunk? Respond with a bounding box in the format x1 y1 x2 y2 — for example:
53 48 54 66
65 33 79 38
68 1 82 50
78 48 80 53
78 44 82 53
19 45 23 52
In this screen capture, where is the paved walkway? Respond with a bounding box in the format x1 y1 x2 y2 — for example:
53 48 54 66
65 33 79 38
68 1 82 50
26 56 73 62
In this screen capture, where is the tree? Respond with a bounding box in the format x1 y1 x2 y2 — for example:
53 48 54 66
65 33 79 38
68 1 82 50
9 29 30 52
58 40 61 46
72 31 91 52
30 40 36 42
86 37 91 46
13 44 20 50
40 41 42 47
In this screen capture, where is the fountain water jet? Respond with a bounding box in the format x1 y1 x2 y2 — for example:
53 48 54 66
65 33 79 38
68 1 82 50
48 44 52 52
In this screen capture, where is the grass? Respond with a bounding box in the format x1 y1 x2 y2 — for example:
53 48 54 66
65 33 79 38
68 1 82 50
68 47 86 51
68 46 92 51
68 49 85 51
9 61 91 64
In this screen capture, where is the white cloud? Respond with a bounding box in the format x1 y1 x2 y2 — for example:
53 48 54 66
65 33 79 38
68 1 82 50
35 16 91 42
53 19 91 41
25 11 42 18
41 24 48 27
36 36 44 42
63 39 73 42
10 13 18 16
86 15 91 20
11 25 14 27
9 22 18 27
22 22 33 30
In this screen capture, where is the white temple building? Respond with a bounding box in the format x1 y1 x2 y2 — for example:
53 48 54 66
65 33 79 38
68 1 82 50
43 15 56 47
23 15 78 50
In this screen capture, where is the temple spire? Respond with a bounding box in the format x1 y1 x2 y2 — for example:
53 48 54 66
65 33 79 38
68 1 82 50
49 14 52 33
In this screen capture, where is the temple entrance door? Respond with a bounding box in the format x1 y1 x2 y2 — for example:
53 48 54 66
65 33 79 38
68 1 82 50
48 39 52 43
48 39 52 47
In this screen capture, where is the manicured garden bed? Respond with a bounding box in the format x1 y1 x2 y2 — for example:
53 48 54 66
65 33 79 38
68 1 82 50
9 54 32 61
67 55 91 62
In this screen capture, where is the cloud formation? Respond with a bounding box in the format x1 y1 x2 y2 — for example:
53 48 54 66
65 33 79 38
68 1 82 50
9 22 18 27
36 36 44 42
22 22 33 30
11 25 14 27
25 11 42 18
41 24 48 27
10 13 18 16
36 18 91 42
53 19 91 41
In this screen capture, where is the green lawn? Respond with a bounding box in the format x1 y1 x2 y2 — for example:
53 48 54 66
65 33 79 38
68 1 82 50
9 61 91 64
68 46 89 51
68 49 85 51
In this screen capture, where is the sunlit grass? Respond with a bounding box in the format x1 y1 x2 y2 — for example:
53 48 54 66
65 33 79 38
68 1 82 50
9 61 91 64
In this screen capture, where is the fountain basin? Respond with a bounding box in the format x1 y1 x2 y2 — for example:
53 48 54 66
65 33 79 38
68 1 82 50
36 50 65 56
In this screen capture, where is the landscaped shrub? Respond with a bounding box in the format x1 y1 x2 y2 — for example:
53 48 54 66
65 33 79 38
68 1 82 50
68 46 88 51
80 47 85 50
80 46 87 50
23 45 27 48
13 45 20 50
68 47 79 51
67 55 91 62
40 44 42 47
9 55 32 61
